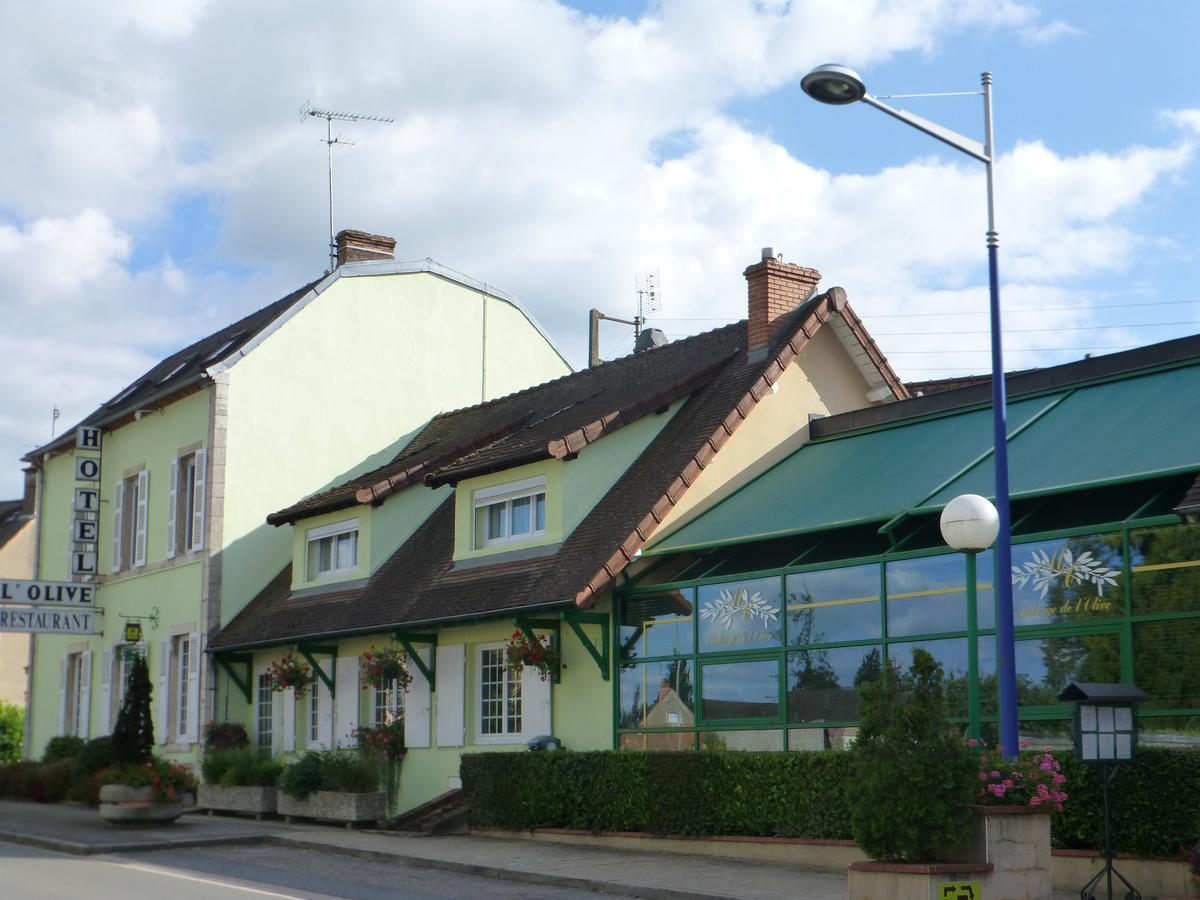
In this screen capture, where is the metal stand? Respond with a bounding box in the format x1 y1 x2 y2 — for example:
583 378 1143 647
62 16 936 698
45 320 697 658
1080 764 1140 900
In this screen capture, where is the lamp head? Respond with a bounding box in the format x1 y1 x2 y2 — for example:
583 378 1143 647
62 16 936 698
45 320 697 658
801 64 867 105
939 494 999 553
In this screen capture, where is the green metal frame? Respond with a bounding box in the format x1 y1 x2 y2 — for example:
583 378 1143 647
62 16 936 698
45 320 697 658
215 653 253 705
513 616 562 683
562 610 610 680
392 631 438 690
298 644 337 695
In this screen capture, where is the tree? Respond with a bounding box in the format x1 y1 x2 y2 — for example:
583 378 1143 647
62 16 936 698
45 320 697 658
110 650 154 764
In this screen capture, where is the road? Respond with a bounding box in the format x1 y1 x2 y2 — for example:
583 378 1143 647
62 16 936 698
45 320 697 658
0 841 633 899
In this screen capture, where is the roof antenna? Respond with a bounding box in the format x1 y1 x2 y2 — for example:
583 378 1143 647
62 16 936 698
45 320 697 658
634 269 663 349
301 102 395 273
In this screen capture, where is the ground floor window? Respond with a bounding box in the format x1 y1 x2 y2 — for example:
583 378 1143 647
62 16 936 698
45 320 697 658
64 652 84 737
257 673 273 750
374 679 404 728
479 646 521 736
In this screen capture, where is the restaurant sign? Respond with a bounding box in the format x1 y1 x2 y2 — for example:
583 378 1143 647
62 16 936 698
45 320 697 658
0 607 98 635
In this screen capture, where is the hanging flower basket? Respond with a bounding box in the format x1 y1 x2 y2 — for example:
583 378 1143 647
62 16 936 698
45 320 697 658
504 630 562 682
266 653 312 696
360 646 413 692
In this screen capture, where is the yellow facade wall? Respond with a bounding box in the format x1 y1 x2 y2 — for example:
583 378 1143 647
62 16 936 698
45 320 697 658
0 516 36 705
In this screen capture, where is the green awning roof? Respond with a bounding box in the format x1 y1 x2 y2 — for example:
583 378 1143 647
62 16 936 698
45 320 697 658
647 362 1200 555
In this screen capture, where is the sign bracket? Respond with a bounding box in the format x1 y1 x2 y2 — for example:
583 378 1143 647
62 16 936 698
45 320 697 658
392 631 437 689
297 644 338 695
216 653 254 705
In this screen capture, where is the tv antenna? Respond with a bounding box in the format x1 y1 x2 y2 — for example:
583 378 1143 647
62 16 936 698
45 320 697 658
301 102 395 273
587 269 665 367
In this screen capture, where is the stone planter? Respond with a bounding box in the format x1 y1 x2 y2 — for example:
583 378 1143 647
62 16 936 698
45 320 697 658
277 790 386 826
848 861 994 900
98 783 186 825
197 783 277 819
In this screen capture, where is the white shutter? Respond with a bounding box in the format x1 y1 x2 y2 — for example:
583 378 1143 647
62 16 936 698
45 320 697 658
78 650 92 739
133 470 149 567
189 448 206 552
282 687 296 753
334 656 359 748
156 638 171 744
184 632 200 744
522 661 552 739
272 686 285 756
166 459 178 559
404 650 432 749
57 657 68 736
435 644 465 747
111 479 124 573
99 649 113 735
315 675 334 750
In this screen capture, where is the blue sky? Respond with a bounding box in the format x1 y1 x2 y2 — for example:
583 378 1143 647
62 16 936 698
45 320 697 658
1 1 1197 495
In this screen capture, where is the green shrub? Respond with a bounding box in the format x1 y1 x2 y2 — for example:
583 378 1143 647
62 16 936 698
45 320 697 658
0 760 73 802
847 648 975 862
202 748 237 784
203 721 249 751
0 701 23 765
320 751 380 793
42 736 84 764
279 752 324 799
204 748 281 787
69 736 116 805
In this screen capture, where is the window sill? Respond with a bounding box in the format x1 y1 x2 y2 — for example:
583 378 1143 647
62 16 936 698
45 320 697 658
473 734 530 746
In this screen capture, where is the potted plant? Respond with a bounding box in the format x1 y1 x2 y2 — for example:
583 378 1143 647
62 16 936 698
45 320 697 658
277 750 385 825
266 652 312 696
360 646 413 692
98 649 197 824
203 720 249 751
504 630 561 682
198 748 283 819
353 720 406 763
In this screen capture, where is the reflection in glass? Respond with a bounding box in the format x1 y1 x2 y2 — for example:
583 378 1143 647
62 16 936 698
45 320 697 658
619 660 695 729
700 730 784 751
1014 633 1121 707
1135 619 1200 710
620 592 694 659
888 638 971 717
1009 535 1123 625
1130 524 1200 615
974 550 996 631
1137 716 1200 749
787 727 859 752
785 565 880 646
786 645 880 724
1016 718 1073 751
619 731 696 751
698 578 782 652
700 659 779 720
886 555 969 637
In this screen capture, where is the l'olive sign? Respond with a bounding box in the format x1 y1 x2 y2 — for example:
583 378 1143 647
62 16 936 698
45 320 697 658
0 579 97 608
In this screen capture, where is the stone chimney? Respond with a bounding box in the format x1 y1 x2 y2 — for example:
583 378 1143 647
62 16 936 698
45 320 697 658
744 247 821 352
335 229 397 266
21 467 36 516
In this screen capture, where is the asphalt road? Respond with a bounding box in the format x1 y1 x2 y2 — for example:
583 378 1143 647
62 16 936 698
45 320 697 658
0 841 634 899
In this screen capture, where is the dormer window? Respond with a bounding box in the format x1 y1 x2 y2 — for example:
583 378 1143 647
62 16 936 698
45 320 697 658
306 519 359 580
473 477 547 549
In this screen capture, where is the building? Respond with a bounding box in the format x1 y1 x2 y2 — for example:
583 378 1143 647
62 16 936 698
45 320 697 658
633 335 1200 751
22 230 571 759
0 474 38 706
208 249 906 813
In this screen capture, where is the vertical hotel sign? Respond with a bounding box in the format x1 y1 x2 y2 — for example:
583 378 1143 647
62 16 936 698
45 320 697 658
72 426 102 578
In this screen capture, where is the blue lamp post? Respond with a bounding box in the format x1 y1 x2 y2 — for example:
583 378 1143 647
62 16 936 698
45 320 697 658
802 64 1020 757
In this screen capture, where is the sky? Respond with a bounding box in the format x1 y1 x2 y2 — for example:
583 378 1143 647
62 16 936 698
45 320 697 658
2 0 1198 497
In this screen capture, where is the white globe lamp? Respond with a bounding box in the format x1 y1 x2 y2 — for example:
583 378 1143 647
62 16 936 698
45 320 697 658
939 494 999 553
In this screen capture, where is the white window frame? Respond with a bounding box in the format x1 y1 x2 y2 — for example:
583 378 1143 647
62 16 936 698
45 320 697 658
173 635 190 742
472 477 547 549
373 678 405 728
305 518 359 581
256 672 273 751
475 643 524 743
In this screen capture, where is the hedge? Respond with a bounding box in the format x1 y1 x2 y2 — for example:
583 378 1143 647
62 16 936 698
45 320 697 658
0 760 74 803
461 747 1200 856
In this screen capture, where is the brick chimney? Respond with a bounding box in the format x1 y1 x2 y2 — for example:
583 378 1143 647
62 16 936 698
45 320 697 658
336 229 397 266
744 248 821 352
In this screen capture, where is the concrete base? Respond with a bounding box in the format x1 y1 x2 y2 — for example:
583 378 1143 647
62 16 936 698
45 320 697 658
197 784 277 818
277 790 386 826
98 784 184 825
848 861 993 900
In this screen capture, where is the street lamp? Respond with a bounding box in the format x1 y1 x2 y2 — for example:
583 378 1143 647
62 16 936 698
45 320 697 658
803 64 1021 757
940 494 999 742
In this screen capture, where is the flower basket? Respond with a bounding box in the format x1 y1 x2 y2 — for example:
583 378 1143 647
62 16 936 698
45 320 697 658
353 720 406 762
974 743 1067 811
266 653 312 696
504 630 561 682
360 646 413 692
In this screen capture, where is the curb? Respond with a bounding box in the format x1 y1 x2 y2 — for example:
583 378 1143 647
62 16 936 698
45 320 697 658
270 835 753 900
0 829 272 857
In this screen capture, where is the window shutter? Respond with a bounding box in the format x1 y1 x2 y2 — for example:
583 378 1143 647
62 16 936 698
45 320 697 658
156 639 171 745
272 685 285 756
57 657 68 736
315 675 334 750
184 632 201 744
281 686 296 753
99 649 113 736
78 650 92 739
111 479 124 573
166 459 178 559
403 650 432 749
334 655 359 748
189 448 206 552
134 470 149 567
522 662 553 739
435 644 465 747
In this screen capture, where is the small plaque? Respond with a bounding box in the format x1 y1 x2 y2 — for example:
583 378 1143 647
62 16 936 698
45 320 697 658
1098 706 1115 732
1099 732 1115 759
1080 705 1097 730
939 882 980 900
76 427 102 450
124 622 143 643
75 457 101 482
1081 733 1098 761
74 488 100 512
1114 707 1132 731
1116 733 1132 760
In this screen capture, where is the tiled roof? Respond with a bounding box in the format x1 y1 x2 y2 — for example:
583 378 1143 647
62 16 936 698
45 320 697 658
25 279 321 461
212 288 903 651
0 499 31 553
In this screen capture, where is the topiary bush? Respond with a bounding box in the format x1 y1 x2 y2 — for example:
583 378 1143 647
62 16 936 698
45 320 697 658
0 701 23 765
844 647 976 863
41 736 84 764
110 651 154 764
